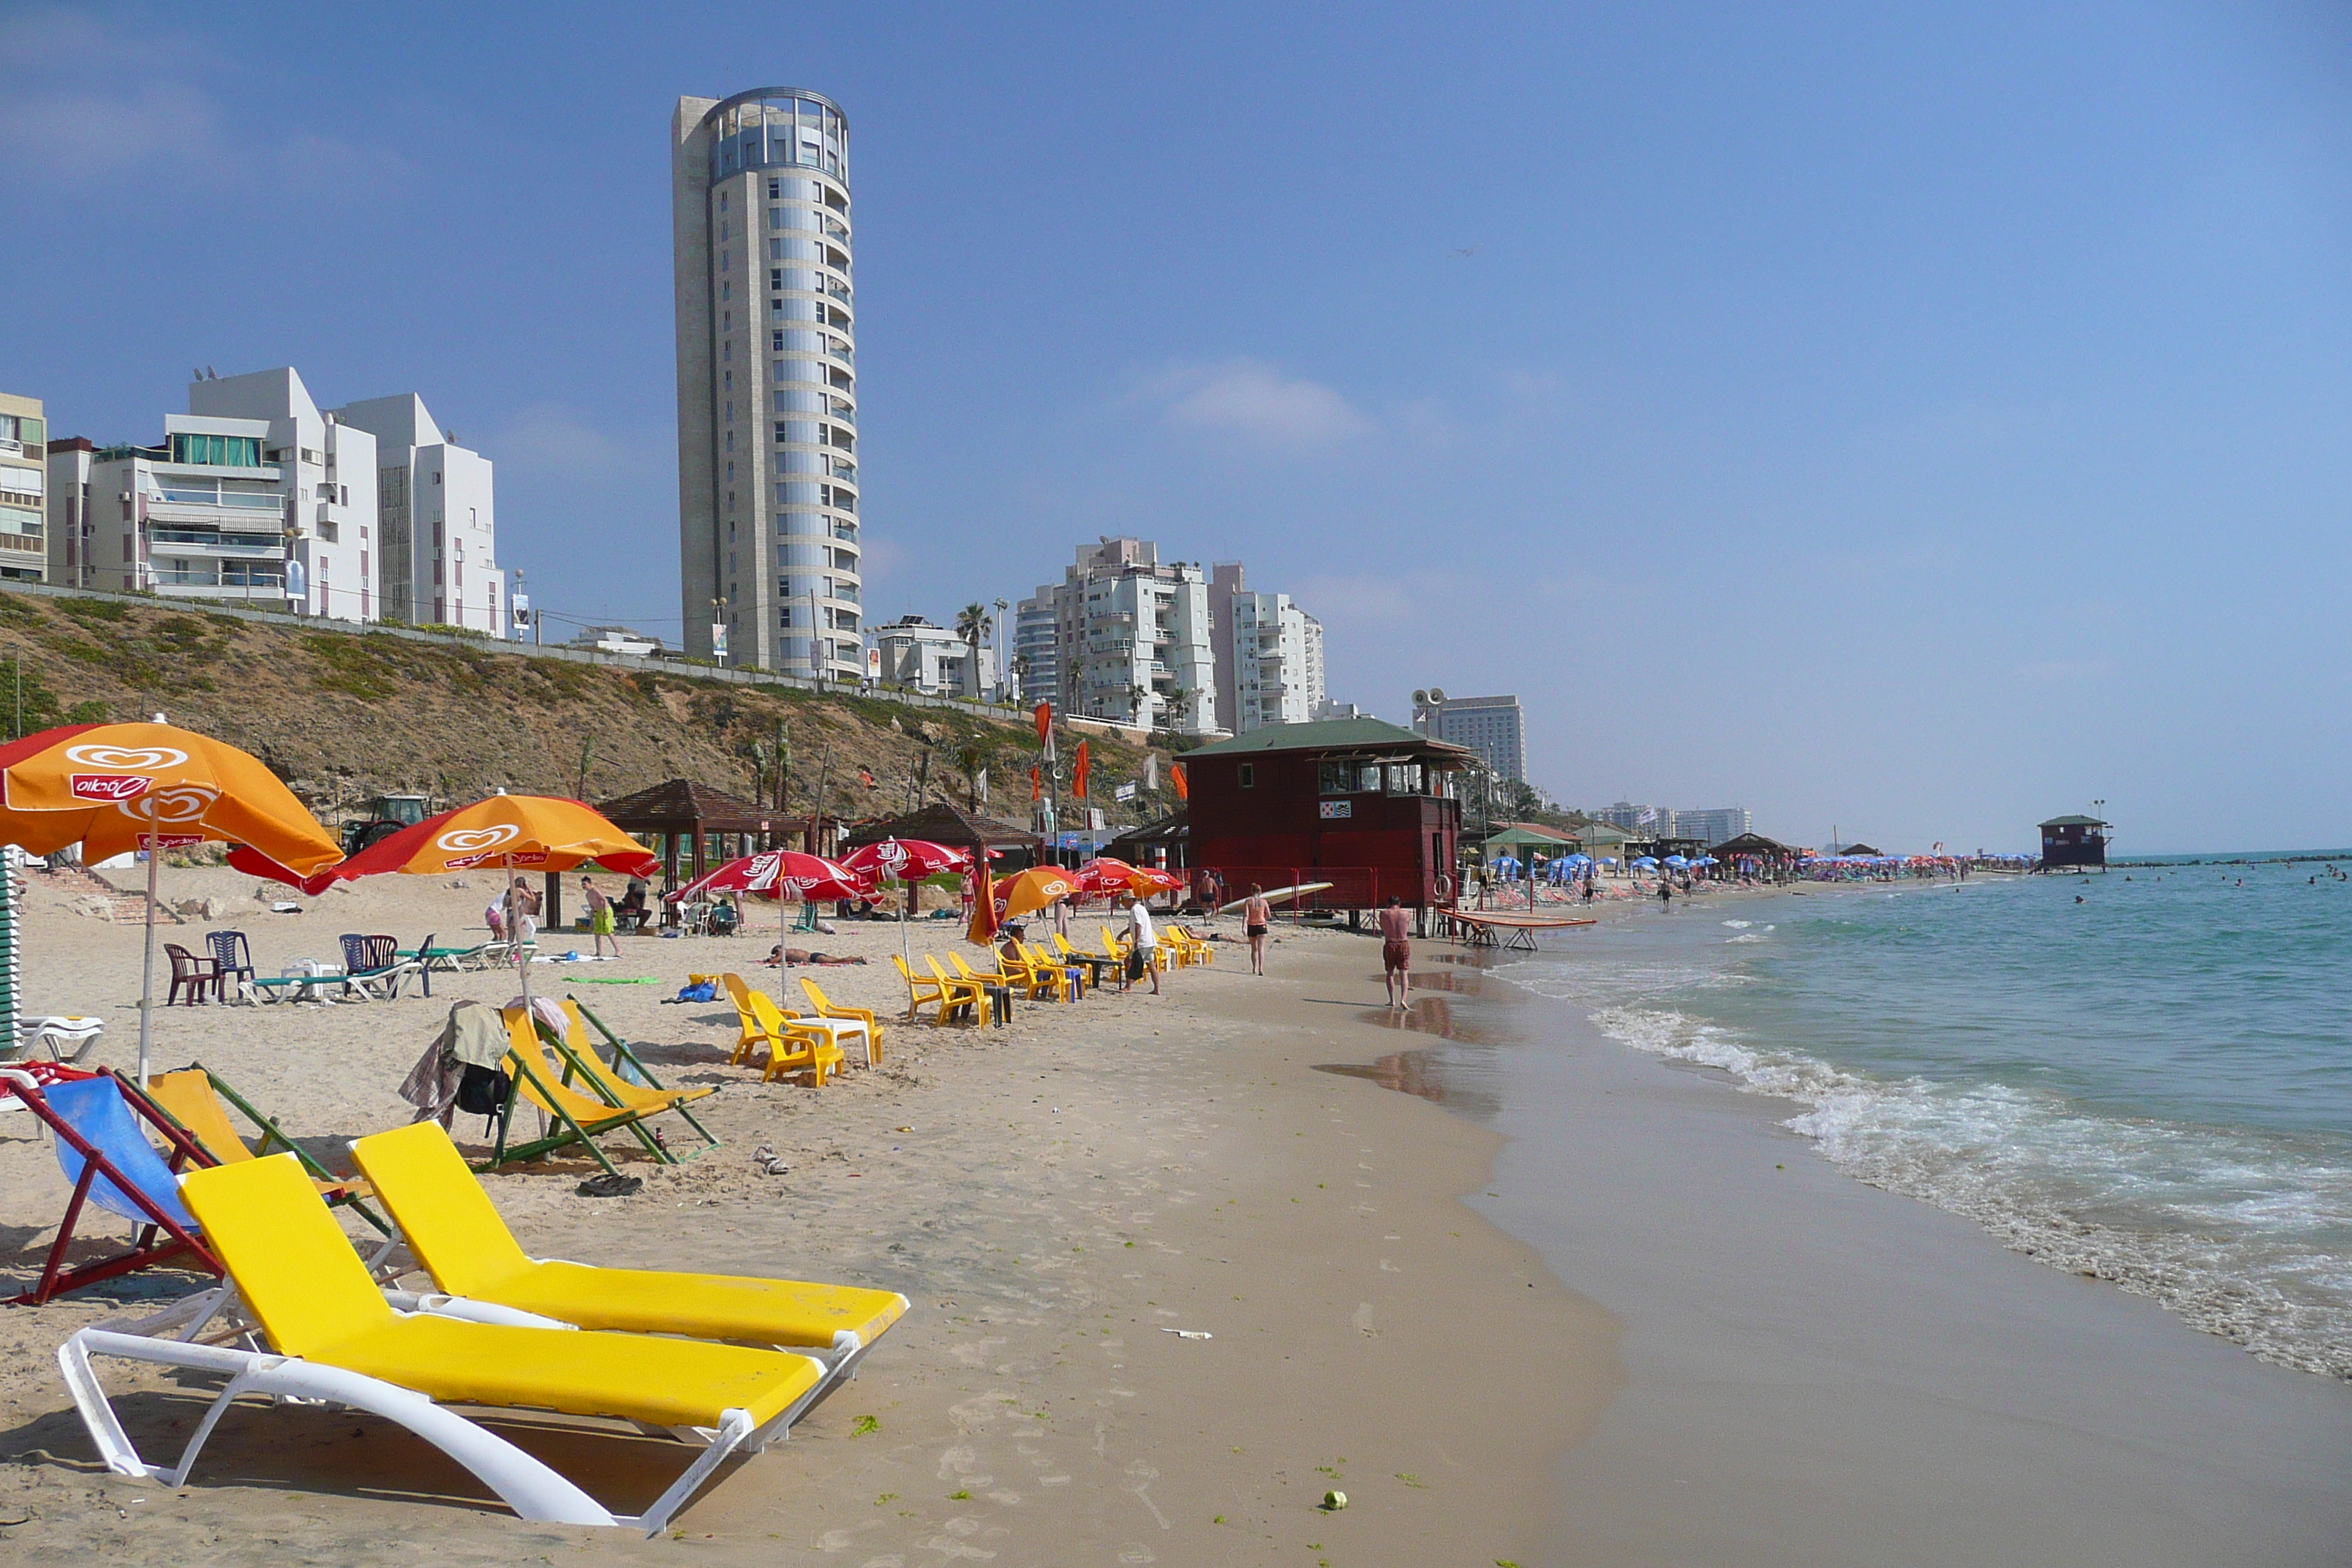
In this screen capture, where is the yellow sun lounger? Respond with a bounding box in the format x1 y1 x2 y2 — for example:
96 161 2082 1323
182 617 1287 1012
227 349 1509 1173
59 1151 829 1534
351 1121 906 1403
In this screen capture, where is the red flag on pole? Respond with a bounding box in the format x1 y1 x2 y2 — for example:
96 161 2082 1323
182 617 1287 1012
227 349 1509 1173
1170 761 1188 801
1072 740 1090 800
1034 701 1055 764
1029 765 1041 802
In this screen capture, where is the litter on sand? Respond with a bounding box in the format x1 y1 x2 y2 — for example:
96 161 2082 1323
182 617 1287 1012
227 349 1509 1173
1159 1329 1213 1340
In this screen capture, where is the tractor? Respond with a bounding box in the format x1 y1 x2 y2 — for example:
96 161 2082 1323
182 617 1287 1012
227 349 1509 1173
342 793 432 856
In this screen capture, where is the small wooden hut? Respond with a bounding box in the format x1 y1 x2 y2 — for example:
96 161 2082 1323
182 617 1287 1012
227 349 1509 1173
2038 815 2109 871
1711 831 1801 881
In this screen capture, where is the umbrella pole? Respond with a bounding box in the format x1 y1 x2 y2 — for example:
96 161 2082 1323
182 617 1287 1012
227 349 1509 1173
136 835 160 1086
777 884 790 1009
900 876 909 961
510 851 537 1028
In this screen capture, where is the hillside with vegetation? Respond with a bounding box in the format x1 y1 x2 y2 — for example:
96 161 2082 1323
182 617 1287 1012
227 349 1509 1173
0 591 1172 836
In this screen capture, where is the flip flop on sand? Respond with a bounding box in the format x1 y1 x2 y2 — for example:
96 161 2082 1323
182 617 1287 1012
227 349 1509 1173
575 1172 643 1198
752 1144 791 1176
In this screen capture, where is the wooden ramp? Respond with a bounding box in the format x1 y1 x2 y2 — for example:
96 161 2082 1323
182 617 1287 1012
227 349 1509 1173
1444 909 1597 951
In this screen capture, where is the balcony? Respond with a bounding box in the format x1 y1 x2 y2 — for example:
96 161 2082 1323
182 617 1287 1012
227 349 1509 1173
150 529 280 555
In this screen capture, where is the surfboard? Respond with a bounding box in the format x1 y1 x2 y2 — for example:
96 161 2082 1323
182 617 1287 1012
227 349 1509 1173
1215 881 1335 915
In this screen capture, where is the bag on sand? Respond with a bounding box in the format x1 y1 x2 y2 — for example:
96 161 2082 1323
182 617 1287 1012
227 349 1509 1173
674 979 718 1003
1126 947 1147 981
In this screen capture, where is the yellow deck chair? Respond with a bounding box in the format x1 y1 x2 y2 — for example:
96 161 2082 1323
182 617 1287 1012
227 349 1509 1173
720 973 842 1078
143 1066 389 1235
353 1121 905 1401
796 978 883 1065
106 1150 826 1533
490 1007 688 1177
949 951 1020 993
550 1000 714 1114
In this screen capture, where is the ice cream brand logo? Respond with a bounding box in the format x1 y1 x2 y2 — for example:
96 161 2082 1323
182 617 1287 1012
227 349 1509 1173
69 774 151 802
63 745 188 772
446 848 549 870
437 825 520 855
116 784 216 823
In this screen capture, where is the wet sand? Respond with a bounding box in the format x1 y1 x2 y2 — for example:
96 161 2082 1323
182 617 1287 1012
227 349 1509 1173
1384 892 2352 1566
0 864 1613 1564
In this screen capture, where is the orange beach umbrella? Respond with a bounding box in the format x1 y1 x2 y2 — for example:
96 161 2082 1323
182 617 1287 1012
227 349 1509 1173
230 792 657 1023
997 864 1077 921
0 720 342 1083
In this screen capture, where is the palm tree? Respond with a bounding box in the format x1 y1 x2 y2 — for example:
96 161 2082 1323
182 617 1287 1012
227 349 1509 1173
1126 681 1150 728
954 603 987 700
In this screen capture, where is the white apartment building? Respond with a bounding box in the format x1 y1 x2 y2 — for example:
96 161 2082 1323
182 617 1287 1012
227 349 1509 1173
46 369 502 625
333 394 504 632
1672 806 1752 845
1226 592 1324 732
674 88 863 677
0 394 47 582
50 372 369 617
1594 801 1676 834
1041 538 1218 734
1414 692 1526 783
872 614 995 698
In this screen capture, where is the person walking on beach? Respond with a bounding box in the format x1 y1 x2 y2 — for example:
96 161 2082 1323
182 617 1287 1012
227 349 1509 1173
1379 897 1412 1009
1659 879 1673 911
1244 883 1273 975
581 875 618 959
1123 895 1162 995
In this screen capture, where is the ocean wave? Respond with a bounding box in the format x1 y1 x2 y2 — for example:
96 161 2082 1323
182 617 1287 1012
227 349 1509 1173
1586 1003 2352 1379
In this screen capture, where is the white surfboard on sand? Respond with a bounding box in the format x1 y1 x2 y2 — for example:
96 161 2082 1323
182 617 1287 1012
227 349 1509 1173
1216 881 1335 915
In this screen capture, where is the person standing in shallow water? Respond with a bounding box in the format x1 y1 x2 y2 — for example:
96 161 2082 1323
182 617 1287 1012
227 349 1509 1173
1244 883 1273 975
1379 897 1412 1009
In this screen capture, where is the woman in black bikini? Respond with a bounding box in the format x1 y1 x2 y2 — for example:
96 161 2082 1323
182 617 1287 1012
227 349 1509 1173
1244 883 1273 975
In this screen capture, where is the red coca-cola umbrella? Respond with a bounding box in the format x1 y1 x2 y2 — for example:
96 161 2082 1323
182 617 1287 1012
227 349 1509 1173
668 851 870 1001
839 839 970 957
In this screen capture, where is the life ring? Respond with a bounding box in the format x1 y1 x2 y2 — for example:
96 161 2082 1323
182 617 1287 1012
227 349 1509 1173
1433 872 1455 902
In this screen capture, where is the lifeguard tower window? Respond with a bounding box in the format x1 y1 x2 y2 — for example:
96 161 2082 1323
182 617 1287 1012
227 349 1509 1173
1319 760 1382 794
1238 764 1254 788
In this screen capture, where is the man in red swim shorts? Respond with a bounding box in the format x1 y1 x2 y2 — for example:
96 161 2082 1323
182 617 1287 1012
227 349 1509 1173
1378 897 1412 1009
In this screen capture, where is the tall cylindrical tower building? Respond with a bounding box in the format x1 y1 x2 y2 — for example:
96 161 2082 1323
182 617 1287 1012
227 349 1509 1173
673 88 860 674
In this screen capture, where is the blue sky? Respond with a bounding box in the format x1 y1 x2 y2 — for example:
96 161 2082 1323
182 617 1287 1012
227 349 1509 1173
4 1 2349 852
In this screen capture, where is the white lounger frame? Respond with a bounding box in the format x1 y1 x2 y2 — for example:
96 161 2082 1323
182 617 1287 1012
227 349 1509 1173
57 1289 829 1535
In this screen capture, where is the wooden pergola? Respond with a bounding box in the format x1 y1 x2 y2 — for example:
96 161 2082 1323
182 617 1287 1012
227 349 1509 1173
844 800 1041 870
1711 831 1801 881
595 777 807 890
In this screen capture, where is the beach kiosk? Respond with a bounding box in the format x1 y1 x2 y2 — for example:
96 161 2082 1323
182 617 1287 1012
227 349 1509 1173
2038 814 2109 872
1186 717 1471 920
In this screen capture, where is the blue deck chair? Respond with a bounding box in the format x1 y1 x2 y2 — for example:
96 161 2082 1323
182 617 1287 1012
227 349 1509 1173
3 1069 221 1304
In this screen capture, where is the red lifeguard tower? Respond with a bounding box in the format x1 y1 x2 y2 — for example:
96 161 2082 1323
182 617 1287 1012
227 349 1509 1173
1185 718 1471 919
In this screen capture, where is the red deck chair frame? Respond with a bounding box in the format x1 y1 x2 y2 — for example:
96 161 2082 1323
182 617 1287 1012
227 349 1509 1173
1 1066 222 1305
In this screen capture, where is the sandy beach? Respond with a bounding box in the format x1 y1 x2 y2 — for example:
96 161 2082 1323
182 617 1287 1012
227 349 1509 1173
0 863 1610 1564
5 865 2350 1564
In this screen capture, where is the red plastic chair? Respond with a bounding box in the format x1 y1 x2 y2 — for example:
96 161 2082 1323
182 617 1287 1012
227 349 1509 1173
164 943 220 1006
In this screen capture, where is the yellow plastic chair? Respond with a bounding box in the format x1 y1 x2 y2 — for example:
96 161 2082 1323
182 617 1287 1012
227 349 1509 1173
351 1121 905 1401
891 954 954 1022
1019 943 1079 1002
796 978 883 1065
918 955 987 1025
720 973 841 1079
93 1150 829 1534
742 988 845 1085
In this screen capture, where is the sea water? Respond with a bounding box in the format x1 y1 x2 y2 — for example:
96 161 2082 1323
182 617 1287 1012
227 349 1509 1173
1490 861 2352 1379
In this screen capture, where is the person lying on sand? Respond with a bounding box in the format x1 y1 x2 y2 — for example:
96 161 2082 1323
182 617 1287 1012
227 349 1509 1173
762 944 867 965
